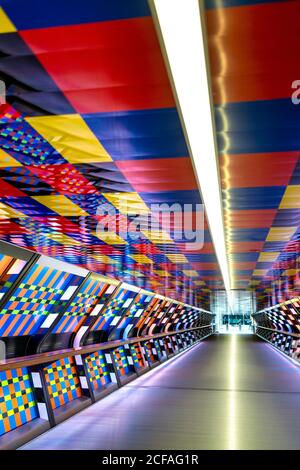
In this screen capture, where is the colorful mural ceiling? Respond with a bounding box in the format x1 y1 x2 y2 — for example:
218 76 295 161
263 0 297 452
0 0 225 307
0 0 299 309
206 0 300 308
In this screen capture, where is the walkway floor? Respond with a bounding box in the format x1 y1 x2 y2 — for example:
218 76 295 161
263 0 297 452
21 334 300 450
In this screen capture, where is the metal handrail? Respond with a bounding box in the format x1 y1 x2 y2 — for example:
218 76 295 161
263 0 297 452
0 324 215 371
255 325 300 338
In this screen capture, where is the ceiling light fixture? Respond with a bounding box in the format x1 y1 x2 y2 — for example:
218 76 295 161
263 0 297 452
149 0 231 295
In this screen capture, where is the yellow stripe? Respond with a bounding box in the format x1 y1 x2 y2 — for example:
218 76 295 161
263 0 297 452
130 254 153 264
33 195 89 216
0 8 16 33
26 114 111 164
103 192 149 215
266 227 297 242
279 186 300 209
0 202 27 219
166 253 188 263
92 231 127 245
141 229 173 244
258 252 280 262
0 149 22 167
182 270 199 277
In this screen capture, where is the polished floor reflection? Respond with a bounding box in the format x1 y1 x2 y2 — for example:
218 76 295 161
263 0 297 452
21 335 300 450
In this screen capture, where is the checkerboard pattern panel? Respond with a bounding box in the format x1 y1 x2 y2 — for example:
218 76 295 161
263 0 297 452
163 336 174 355
273 332 292 354
43 357 82 410
91 287 136 334
256 327 293 356
0 262 83 337
0 254 27 298
135 298 163 336
129 343 146 369
0 367 39 436
175 334 184 351
84 351 112 391
185 331 195 346
153 338 164 360
180 332 189 349
112 346 134 377
170 335 180 352
143 340 160 365
114 292 154 340
253 301 300 334
291 338 300 360
164 304 185 332
140 298 171 336
52 276 115 334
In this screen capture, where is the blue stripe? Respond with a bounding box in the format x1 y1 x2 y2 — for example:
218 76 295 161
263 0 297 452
19 316 44 335
1 197 58 216
229 252 259 262
263 241 287 251
140 190 202 205
84 108 189 161
215 99 300 154
226 187 285 210
2 0 151 29
232 270 253 276
205 0 285 8
57 316 73 333
5 315 27 336
186 253 218 262
229 228 270 241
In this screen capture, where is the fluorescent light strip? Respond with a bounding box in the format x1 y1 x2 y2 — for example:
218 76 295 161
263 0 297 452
151 0 231 293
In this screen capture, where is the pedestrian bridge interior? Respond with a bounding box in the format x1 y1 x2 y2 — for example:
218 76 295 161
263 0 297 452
0 0 300 450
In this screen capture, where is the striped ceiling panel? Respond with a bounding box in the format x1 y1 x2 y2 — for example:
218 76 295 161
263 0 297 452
1 0 298 309
0 0 225 308
206 0 300 308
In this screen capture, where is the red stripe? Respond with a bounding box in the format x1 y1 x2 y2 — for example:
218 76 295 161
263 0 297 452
206 2 300 103
21 17 175 113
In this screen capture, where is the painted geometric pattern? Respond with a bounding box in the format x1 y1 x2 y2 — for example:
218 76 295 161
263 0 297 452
0 367 38 436
291 338 300 360
44 357 82 410
112 347 131 377
84 351 112 390
164 303 185 332
143 340 158 364
130 343 145 369
273 332 292 354
170 335 179 352
176 307 204 331
256 327 293 356
152 300 174 333
91 287 136 333
51 276 115 334
2 0 300 309
112 292 154 340
175 335 184 349
153 339 163 360
134 297 161 335
0 253 27 299
140 299 171 336
253 299 300 334
205 1 300 306
0 0 219 309
0 263 83 337
163 336 174 354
